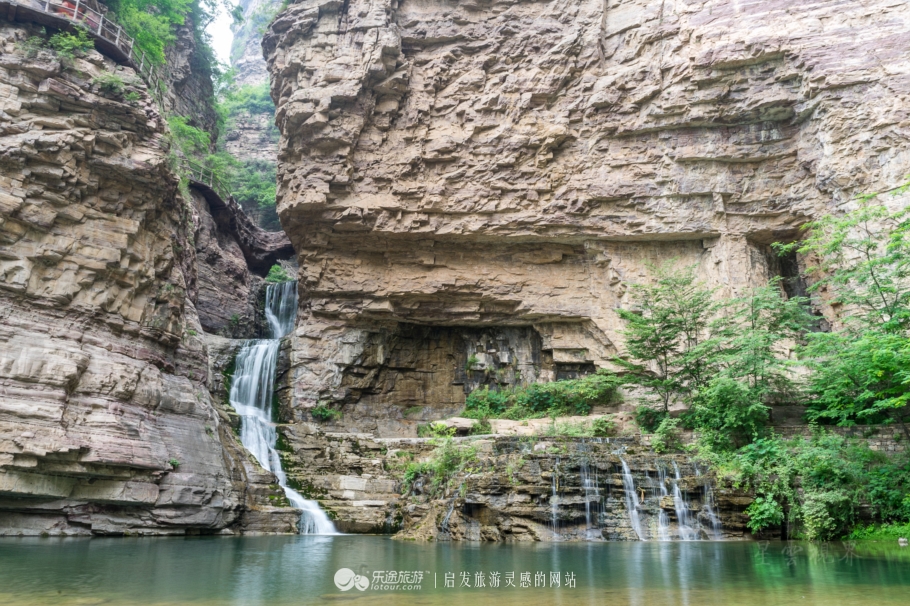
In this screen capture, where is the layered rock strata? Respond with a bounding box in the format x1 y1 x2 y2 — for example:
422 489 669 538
0 20 295 535
191 185 295 337
276 423 753 540
231 0 282 88
164 13 220 137
263 0 910 434
224 0 283 230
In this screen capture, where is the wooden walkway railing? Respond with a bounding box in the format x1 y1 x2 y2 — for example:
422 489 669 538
176 158 238 213
2 0 168 108
2 0 241 206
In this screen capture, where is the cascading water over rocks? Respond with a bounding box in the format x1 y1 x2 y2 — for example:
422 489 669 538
229 281 336 534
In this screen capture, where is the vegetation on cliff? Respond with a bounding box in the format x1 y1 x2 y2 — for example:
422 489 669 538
462 370 620 420
106 0 219 65
702 432 910 540
403 438 480 498
265 264 293 284
611 182 910 539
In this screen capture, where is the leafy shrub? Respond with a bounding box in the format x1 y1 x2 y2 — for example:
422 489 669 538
651 417 681 453
48 28 94 60
544 420 594 437
464 385 512 416
168 116 211 156
310 405 342 422
265 264 293 283
124 91 142 105
591 415 617 437
702 432 910 538
691 377 770 451
635 406 667 433
849 521 910 540
17 35 48 58
804 330 910 428
402 438 479 497
416 422 456 438
107 0 194 65
467 419 492 435
744 495 784 533
462 370 620 420
465 354 479 371
219 82 275 117
93 72 126 97
802 489 852 541
203 153 278 225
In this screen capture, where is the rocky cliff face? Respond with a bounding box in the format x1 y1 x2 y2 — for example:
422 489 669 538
0 20 296 535
164 14 220 137
276 424 753 540
224 0 283 230
231 0 280 88
263 0 910 434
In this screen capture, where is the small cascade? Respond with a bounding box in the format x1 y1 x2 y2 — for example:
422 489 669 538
671 461 698 541
550 457 561 538
656 463 671 541
696 465 723 539
440 475 472 537
615 456 723 541
265 280 297 337
579 442 603 539
230 281 337 535
620 458 646 541
440 499 457 536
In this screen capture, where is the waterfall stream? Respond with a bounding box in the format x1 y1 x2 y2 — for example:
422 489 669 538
620 458 646 541
229 281 337 535
618 456 722 541
551 457 561 538
672 461 698 541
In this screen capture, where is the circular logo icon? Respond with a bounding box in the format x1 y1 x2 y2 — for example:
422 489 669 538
334 568 370 591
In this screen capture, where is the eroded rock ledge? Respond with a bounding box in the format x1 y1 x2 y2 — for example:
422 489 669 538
263 0 910 434
0 21 295 535
277 422 754 540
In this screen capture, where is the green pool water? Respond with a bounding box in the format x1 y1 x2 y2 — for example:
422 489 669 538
0 536 907 605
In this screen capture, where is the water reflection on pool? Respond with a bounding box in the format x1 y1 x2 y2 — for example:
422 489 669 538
0 536 907 605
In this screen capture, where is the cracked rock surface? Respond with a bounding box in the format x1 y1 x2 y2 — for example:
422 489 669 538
264 0 910 435
0 21 296 535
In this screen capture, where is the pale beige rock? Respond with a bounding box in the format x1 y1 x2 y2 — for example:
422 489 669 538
263 0 910 435
0 21 294 535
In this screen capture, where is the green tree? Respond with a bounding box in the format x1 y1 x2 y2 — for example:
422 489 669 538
710 280 812 398
107 0 193 64
616 263 717 411
47 27 94 60
780 191 910 434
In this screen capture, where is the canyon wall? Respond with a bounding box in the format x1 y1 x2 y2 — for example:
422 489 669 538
277 423 755 540
0 19 296 535
225 0 283 230
264 0 910 435
164 14 219 137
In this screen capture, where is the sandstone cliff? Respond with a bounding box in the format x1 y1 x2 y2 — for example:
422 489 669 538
263 0 910 435
0 19 295 535
164 13 220 138
223 0 283 230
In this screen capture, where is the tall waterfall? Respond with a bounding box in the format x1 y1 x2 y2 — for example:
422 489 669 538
229 281 337 535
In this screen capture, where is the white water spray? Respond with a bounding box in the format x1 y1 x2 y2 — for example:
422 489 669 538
230 280 337 535
671 461 698 541
656 463 671 541
620 458 646 541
